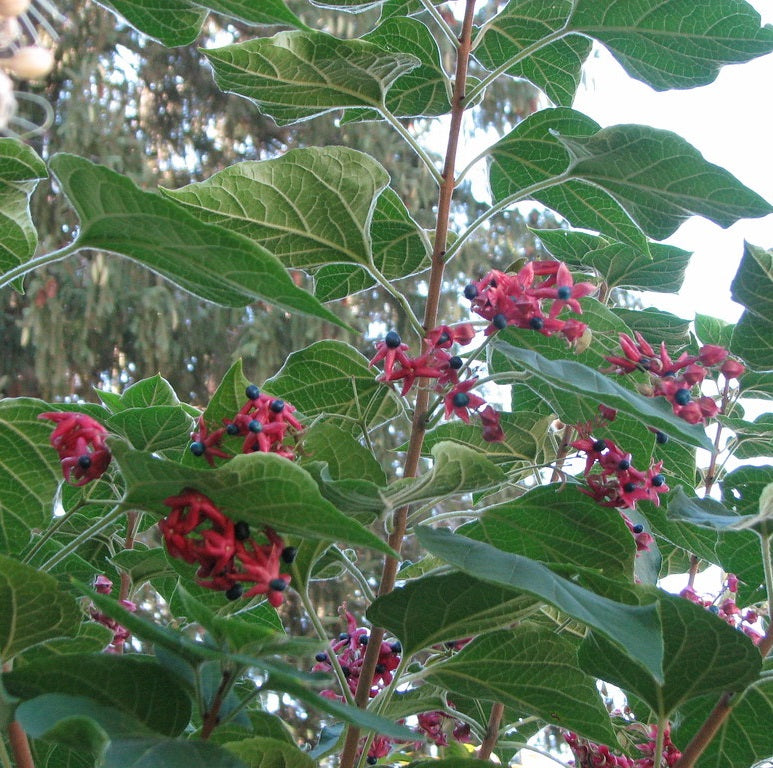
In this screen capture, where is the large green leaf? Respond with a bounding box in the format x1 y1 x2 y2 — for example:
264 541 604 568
384 442 506 507
265 340 403 431
474 0 591 106
367 571 539 656
461 484 636 578
578 592 761 719
48 154 345 328
163 148 389 270
0 138 47 289
203 31 419 125
557 125 773 240
489 109 648 251
730 243 773 371
0 398 63 553
0 555 81 663
95 0 205 46
416 526 665 683
191 0 307 28
111 441 396 556
223 737 316 768
491 342 713 450
423 626 617 745
667 487 771 534
3 655 192 737
300 422 386 486
106 407 193 453
673 672 773 768
567 0 773 91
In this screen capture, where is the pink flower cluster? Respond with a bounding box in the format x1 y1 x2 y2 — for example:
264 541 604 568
370 325 505 442
159 488 292 605
464 261 594 340
565 724 681 767
681 573 765 645
189 384 303 465
89 574 135 653
417 709 471 746
605 335 745 425
39 411 112 485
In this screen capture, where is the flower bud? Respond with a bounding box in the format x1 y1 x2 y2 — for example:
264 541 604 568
698 344 728 366
720 358 745 380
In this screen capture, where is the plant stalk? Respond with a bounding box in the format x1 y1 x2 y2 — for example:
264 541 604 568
338 3 479 766
478 701 504 760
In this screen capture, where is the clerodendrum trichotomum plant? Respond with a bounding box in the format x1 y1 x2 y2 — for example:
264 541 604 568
1 1 772 767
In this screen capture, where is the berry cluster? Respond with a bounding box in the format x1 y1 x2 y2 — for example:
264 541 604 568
39 411 112 486
464 260 595 340
189 384 303 465
159 488 293 605
605 334 744 425
312 610 401 701
680 574 765 645
89 574 136 653
370 325 504 442
565 724 682 767
416 709 471 747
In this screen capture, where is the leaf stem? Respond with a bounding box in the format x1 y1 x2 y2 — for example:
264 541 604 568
653 718 666 768
338 2 479 765
200 666 235 740
381 108 443 185
418 0 459 49
0 242 79 292
368 261 426 340
38 503 126 572
22 495 85 564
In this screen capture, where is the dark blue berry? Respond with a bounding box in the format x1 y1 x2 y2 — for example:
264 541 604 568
269 578 287 592
338 632 350 641
557 285 572 300
529 316 544 330
592 439 607 452
248 419 262 433
617 459 631 471
341 665 351 677
463 284 477 300
632 524 644 534
674 388 691 405
709 605 720 614
225 583 243 600
449 356 463 370
452 392 470 408
637 356 652 371
359 635 369 645
623 482 638 493
384 330 402 348
226 423 240 435
655 431 669 445
651 474 666 487
78 454 92 469
234 521 250 541
281 546 297 564
492 313 508 330
190 441 205 456
367 756 377 765
315 652 328 662
437 332 450 345
270 399 285 413
245 384 260 400
390 641 402 653
375 663 386 674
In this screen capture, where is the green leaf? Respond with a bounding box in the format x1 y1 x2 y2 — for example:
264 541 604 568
0 138 47 290
489 108 648 252
578 592 761 718
96 0 206 46
416 526 665 683
20 623 114 663
612 307 691 349
301 422 386 486
384 442 505 507
722 464 773 518
423 626 617 745
223 737 316 768
567 0 773 91
557 125 773 240
420 411 546 469
461 484 636 578
731 310 773 371
48 154 346 328
367 571 539 656
266 340 403 431
119 375 181 408
111 441 396 556
361 17 450 117
491 342 713 450
673 673 773 768
191 0 307 28
0 398 63 553
163 148 390 270
474 0 590 106
668 486 771 533
103 738 249 768
695 314 735 350
106 407 193 452
0 554 81 662
730 243 773 370
3 654 192 737
203 31 419 125
726 413 773 460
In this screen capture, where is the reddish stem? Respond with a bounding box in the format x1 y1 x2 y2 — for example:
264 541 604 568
8 720 35 768
478 702 504 760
